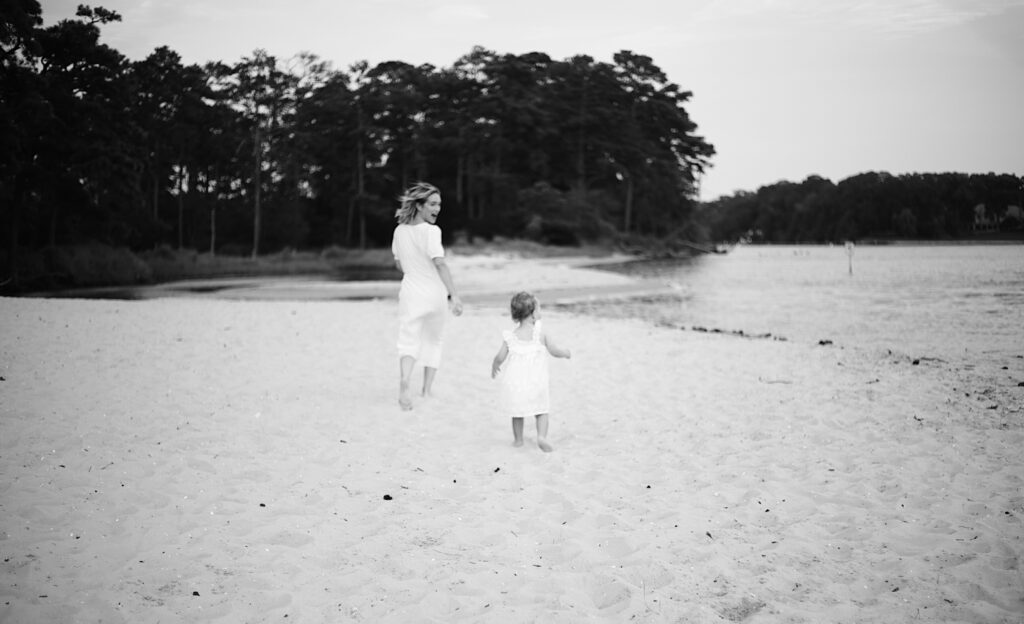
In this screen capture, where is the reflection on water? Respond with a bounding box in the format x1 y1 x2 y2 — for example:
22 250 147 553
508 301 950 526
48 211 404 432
600 244 1024 361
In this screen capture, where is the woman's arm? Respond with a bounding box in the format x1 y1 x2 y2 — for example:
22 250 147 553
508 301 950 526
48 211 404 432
432 257 463 316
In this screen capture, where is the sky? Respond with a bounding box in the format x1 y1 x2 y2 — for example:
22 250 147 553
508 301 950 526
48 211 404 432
41 0 1024 201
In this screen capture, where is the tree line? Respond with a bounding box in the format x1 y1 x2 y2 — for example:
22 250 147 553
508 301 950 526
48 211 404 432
4 4 1019 292
1 2 715 282
697 172 1023 244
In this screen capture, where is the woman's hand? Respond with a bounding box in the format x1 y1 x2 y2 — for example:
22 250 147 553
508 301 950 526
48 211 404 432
449 295 464 316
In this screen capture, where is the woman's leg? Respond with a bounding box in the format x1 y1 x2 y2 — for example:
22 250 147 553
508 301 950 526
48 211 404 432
398 355 416 410
418 308 446 397
396 294 422 410
511 417 525 446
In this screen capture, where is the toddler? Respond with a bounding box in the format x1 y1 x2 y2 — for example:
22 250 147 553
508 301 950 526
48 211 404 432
491 292 571 451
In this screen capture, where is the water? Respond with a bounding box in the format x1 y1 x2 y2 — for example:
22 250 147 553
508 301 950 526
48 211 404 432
598 244 1024 363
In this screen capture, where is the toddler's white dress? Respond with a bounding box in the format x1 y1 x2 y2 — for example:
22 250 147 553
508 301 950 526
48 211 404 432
498 321 550 419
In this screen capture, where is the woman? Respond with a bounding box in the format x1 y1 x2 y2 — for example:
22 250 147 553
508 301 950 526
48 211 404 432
391 182 463 410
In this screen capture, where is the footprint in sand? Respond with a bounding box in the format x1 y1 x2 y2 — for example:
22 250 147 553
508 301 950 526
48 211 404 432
586 574 632 612
251 591 292 612
627 561 675 591
266 530 316 549
186 457 218 474
537 540 583 564
596 534 637 559
716 596 767 622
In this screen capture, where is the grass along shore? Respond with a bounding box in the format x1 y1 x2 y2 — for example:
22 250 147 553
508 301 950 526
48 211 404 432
4 240 627 297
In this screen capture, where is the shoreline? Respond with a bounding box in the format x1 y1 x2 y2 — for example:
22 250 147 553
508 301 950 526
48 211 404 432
19 251 660 306
10 237 1022 300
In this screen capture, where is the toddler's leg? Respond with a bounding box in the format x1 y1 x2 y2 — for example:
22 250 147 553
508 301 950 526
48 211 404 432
511 417 524 447
535 413 553 452
421 367 437 398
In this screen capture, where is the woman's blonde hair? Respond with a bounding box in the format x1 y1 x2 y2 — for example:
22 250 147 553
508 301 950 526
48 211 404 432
395 181 440 224
510 291 537 322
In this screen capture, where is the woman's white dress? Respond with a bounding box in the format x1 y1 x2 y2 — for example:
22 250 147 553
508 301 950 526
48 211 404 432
391 223 447 367
498 321 551 419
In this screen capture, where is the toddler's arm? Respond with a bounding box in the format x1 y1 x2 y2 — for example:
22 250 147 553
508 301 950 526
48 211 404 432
491 342 509 378
543 333 571 359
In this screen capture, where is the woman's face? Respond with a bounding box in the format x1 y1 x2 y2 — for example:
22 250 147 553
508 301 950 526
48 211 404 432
418 193 442 224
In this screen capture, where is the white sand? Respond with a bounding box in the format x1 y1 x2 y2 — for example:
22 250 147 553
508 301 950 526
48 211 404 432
1 257 1022 623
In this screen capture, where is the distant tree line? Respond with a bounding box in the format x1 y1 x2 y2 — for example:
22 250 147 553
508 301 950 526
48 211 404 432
1 2 715 282
697 172 1023 243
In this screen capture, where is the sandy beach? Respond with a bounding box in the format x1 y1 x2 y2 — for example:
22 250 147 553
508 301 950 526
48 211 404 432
1 255 1022 623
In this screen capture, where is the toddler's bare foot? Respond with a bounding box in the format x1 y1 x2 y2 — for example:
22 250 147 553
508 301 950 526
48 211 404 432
399 382 413 411
513 439 524 447
537 438 553 452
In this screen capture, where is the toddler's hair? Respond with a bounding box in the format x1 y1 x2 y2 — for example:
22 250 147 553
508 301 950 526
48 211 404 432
395 181 440 224
510 291 537 322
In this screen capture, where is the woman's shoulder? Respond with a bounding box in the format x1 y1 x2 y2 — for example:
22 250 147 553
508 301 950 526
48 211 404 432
394 222 440 236
402 222 440 235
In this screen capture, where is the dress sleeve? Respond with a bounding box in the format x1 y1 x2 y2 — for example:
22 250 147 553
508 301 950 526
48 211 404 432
426 225 444 259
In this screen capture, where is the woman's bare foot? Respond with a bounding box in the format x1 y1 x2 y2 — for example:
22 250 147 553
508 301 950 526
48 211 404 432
537 438 553 452
513 439 524 447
